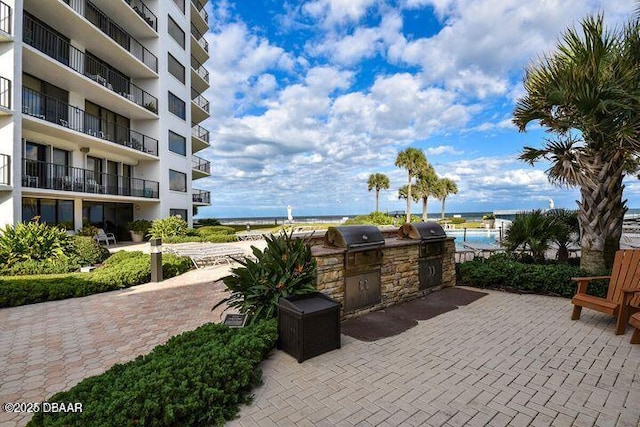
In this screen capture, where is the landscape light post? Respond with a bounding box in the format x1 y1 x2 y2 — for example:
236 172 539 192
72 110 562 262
150 237 162 282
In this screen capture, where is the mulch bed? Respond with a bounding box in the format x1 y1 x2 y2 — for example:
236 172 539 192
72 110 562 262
341 287 487 342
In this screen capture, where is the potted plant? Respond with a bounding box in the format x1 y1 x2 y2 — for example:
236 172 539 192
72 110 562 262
127 219 152 243
481 213 496 228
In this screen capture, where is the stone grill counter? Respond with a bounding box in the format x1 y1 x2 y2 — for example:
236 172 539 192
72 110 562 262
311 227 456 320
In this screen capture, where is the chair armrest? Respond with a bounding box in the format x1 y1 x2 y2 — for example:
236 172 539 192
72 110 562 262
622 288 640 306
572 276 611 294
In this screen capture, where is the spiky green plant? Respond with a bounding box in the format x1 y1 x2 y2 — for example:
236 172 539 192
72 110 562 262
0 219 73 267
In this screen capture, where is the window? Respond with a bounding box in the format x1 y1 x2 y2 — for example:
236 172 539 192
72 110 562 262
168 130 186 155
168 16 185 48
168 53 185 83
169 169 186 192
170 209 187 219
168 92 186 119
22 198 74 229
171 0 185 13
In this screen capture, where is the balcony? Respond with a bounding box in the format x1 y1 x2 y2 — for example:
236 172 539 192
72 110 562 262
192 189 210 205
23 159 159 198
190 23 209 64
192 155 210 179
123 0 157 32
191 91 210 123
23 88 159 156
190 0 208 37
0 154 10 186
24 15 158 114
0 76 10 112
0 1 11 41
191 55 209 95
62 0 158 73
192 123 210 153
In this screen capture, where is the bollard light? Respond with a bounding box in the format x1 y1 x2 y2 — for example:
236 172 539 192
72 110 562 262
150 237 163 282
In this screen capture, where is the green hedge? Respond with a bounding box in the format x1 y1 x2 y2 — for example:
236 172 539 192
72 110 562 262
0 252 192 308
28 320 277 427
457 253 609 298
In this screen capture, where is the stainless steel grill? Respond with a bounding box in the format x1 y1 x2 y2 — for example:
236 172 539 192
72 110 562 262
397 222 447 290
324 226 385 311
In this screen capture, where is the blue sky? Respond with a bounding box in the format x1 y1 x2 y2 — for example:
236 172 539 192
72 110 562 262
197 0 640 219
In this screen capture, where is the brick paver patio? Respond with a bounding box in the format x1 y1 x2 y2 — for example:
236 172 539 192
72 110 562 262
230 290 640 427
1 248 639 427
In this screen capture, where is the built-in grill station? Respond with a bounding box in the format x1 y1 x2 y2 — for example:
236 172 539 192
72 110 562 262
324 225 385 312
397 222 447 290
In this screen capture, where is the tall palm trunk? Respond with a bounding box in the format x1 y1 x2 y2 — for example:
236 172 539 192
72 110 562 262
422 197 428 222
579 151 626 273
406 174 412 223
375 189 380 213
440 197 446 220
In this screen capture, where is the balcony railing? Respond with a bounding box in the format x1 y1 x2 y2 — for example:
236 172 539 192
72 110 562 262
191 23 209 53
191 0 207 12
63 0 158 72
0 1 11 36
0 76 10 109
124 0 157 31
22 88 159 156
24 15 158 112
192 155 210 174
191 92 209 113
192 189 210 204
191 55 209 84
192 123 210 143
23 159 159 198
191 0 208 23
0 154 9 185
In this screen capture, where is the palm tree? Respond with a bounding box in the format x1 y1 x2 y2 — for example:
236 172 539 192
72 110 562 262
433 177 458 220
547 209 580 263
367 173 390 213
413 166 438 221
513 14 640 273
395 148 428 223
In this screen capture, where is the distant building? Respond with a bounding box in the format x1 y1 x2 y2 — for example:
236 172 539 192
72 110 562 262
0 0 211 240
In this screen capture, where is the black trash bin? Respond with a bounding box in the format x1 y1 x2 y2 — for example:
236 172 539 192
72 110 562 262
277 292 341 363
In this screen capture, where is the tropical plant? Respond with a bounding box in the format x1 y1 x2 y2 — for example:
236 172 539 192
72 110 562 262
482 213 495 221
344 212 395 226
127 219 153 235
0 220 73 267
367 173 390 213
395 147 428 223
148 215 188 240
76 224 98 237
513 13 640 273
503 210 557 263
214 230 317 324
547 209 580 263
433 177 458 220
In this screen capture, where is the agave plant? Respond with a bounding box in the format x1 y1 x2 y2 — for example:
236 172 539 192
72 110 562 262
214 229 317 324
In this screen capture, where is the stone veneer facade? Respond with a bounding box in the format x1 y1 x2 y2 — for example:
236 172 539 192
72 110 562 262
309 230 456 320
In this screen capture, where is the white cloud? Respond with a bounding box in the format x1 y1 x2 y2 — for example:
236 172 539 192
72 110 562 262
425 145 463 156
303 0 377 26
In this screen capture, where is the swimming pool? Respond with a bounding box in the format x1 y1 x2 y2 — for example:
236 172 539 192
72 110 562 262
445 229 500 245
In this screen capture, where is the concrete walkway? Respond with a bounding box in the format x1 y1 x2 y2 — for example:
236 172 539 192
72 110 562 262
1 244 639 426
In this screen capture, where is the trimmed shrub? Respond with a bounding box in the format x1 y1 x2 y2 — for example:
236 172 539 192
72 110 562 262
149 215 188 240
198 226 236 235
450 217 466 224
197 218 222 226
28 320 278 427
0 252 192 308
70 236 111 266
457 253 609 298
3 258 80 276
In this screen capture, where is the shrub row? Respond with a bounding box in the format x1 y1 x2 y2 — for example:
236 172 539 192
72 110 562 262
28 320 278 427
457 253 609 298
0 251 192 308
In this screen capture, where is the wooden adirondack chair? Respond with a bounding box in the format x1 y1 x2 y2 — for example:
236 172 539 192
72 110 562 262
630 312 640 344
571 249 640 335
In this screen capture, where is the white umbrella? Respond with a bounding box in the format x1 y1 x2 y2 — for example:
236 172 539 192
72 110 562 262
287 205 293 223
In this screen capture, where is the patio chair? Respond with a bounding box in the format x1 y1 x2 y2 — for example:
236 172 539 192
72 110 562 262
94 228 116 247
630 312 640 344
571 249 640 335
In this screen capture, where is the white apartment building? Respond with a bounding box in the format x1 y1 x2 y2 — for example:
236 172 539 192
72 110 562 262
0 0 212 240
